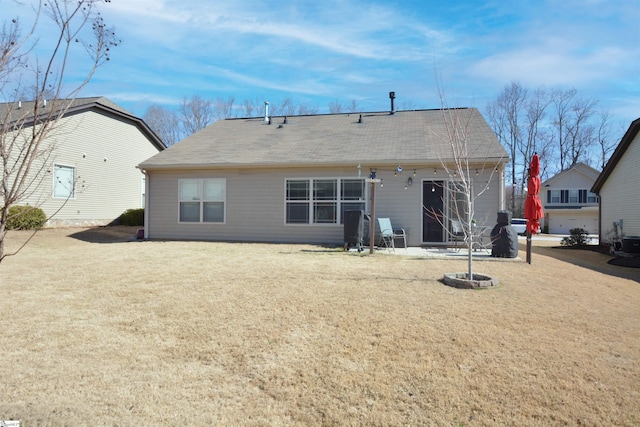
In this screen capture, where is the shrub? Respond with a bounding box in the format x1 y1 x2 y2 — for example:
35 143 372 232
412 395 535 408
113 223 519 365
6 205 47 230
561 228 592 247
119 208 144 226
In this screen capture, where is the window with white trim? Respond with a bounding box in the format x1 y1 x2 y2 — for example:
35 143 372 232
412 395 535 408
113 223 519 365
179 178 225 223
53 164 75 199
285 178 365 224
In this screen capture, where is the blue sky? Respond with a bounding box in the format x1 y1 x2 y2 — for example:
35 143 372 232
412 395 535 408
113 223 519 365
6 0 640 125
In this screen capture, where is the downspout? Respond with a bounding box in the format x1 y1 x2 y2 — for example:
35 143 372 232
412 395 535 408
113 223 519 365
142 168 149 239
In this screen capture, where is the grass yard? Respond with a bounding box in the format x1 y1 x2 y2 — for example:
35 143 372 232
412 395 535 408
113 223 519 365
1 227 639 426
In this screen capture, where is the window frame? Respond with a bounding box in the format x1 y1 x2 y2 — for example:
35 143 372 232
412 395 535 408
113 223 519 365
52 163 76 199
284 177 366 225
178 178 226 224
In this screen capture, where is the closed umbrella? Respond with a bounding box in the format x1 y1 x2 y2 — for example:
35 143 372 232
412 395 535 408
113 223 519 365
524 153 544 264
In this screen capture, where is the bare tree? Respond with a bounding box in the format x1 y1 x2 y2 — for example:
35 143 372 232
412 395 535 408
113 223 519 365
0 0 117 264
486 81 527 213
549 88 576 171
214 96 235 120
594 111 618 169
428 90 503 281
143 105 181 146
279 97 297 116
296 102 318 115
566 96 598 167
328 100 343 114
347 99 358 113
179 95 214 135
519 88 552 184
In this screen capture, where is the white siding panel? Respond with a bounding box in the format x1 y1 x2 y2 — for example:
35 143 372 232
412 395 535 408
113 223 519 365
600 132 640 238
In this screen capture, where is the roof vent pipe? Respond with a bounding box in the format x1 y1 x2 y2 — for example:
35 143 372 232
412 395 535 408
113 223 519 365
389 91 395 115
18 101 22 109
43 99 47 108
264 101 269 122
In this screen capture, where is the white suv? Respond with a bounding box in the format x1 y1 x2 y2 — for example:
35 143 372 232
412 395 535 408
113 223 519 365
511 218 527 235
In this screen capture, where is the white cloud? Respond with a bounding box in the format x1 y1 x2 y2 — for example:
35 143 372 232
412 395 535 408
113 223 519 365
471 49 619 87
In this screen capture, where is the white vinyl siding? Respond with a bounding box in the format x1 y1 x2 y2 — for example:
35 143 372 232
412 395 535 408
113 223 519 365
600 132 640 238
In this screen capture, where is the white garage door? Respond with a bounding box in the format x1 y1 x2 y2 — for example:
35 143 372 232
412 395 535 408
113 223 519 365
548 213 598 235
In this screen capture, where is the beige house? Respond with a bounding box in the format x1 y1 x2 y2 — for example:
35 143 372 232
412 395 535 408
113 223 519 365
139 108 508 246
591 117 640 251
2 97 165 226
540 162 600 235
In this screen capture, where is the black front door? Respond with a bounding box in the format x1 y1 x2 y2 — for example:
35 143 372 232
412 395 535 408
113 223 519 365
423 180 444 242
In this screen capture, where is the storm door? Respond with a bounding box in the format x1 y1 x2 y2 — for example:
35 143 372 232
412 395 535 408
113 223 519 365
422 180 444 242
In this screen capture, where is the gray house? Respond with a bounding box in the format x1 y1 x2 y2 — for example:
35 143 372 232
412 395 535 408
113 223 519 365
139 107 508 246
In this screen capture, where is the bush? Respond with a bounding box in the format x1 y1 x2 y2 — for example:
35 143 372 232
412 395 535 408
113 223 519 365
6 205 47 230
561 228 592 247
119 208 144 226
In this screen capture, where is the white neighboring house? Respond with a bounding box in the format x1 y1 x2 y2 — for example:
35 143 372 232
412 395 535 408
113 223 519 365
591 117 640 252
1 97 165 226
540 162 601 235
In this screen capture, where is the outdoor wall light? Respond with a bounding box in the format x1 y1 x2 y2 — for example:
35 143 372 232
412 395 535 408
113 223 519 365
407 177 413 187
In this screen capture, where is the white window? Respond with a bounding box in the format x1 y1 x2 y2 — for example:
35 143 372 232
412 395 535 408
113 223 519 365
550 190 561 203
587 192 598 203
285 178 365 224
568 189 579 203
53 164 75 199
179 178 225 223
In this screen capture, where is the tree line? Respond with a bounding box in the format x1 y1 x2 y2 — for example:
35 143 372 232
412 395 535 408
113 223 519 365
143 96 371 146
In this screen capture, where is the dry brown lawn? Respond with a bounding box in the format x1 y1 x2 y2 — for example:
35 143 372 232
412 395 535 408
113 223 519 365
0 227 638 426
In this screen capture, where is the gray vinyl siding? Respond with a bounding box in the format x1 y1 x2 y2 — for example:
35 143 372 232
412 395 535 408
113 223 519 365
20 109 160 225
600 132 640 238
146 165 503 246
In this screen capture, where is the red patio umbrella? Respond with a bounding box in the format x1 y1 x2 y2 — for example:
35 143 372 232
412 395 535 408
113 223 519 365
524 153 544 263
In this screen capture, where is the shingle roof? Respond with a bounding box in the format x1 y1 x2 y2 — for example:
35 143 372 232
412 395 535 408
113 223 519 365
591 117 640 194
1 96 165 151
140 108 506 170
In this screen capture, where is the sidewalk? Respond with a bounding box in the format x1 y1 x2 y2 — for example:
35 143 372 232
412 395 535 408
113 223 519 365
351 245 520 260
351 234 599 259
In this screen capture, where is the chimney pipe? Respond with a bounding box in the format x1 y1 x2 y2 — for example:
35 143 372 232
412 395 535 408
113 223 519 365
264 101 269 122
389 91 395 115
